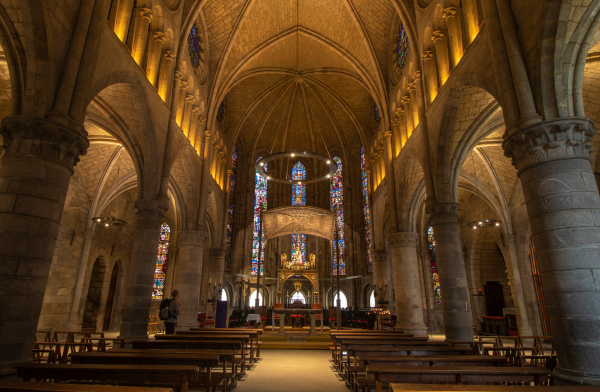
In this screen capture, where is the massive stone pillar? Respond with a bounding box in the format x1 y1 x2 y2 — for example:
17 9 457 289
119 198 168 340
0 117 88 371
65 230 95 330
389 232 428 337
425 202 473 341
372 250 387 292
421 51 438 105
132 8 153 65
503 117 600 386
462 0 480 44
173 230 208 331
443 8 463 68
146 32 165 87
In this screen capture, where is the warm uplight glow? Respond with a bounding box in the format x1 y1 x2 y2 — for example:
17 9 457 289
260 162 264 166
291 153 295 157
327 160 330 164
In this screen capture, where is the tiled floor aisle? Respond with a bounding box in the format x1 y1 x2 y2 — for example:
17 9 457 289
233 349 348 392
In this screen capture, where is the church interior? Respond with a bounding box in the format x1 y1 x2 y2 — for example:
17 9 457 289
1 0 600 390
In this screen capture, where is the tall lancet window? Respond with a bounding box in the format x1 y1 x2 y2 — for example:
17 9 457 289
252 158 267 275
330 157 346 275
361 147 373 273
291 161 307 263
152 223 170 300
224 147 237 273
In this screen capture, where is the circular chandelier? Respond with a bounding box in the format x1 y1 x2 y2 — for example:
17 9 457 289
92 148 128 228
466 150 501 230
255 151 338 185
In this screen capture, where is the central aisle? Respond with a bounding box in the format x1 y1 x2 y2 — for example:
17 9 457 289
235 349 348 392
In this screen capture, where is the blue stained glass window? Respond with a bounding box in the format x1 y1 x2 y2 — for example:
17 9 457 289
361 148 373 273
225 147 237 273
428 227 441 304
373 103 381 123
217 102 225 123
395 23 409 70
152 223 170 300
187 23 203 69
331 157 346 275
252 158 267 275
291 161 307 264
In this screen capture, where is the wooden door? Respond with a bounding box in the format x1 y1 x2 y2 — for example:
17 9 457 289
484 281 505 317
102 263 119 331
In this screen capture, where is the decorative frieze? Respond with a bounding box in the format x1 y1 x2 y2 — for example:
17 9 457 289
388 232 418 248
179 230 209 247
425 202 460 226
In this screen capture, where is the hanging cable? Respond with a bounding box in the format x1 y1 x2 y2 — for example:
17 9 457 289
471 150 483 221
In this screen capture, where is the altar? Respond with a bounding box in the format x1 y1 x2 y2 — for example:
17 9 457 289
272 308 324 335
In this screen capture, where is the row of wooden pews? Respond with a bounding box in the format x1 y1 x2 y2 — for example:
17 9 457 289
328 329 565 392
8 327 265 392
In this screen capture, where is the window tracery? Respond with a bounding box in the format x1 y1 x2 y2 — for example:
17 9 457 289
291 161 307 264
252 158 267 275
187 23 203 69
331 157 345 275
373 103 381 124
395 23 409 71
217 102 226 123
225 147 237 273
361 147 373 273
428 226 441 304
152 223 170 300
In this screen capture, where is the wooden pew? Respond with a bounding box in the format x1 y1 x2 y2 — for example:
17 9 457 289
366 365 550 392
352 355 506 391
13 363 198 392
156 333 252 365
70 351 220 392
131 339 246 378
0 381 173 391
389 383 599 392
185 329 263 362
329 333 420 363
335 339 445 369
33 342 92 364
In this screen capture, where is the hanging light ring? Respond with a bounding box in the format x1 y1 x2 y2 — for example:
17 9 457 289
255 151 338 185
467 219 501 229
92 216 128 227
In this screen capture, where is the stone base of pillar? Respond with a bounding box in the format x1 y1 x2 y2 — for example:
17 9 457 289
553 367 600 386
394 325 429 337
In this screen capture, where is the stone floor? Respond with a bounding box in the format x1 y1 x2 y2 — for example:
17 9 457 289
222 349 348 392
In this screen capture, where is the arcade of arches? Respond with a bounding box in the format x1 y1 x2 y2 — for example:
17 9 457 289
1 0 600 387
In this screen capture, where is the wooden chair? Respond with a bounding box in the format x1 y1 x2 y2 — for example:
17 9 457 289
35 330 51 343
258 306 267 328
312 303 323 328
273 303 284 325
197 312 214 328
328 306 338 329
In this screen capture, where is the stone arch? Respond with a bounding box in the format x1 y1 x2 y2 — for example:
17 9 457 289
82 256 107 331
100 259 121 331
0 4 25 116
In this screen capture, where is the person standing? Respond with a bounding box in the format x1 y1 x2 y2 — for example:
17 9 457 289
164 290 180 334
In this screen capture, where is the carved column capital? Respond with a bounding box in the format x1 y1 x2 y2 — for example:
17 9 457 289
432 30 445 41
178 230 209 247
384 130 392 139
502 117 595 173
0 116 89 172
401 95 411 104
442 7 457 19
173 70 183 80
392 117 400 126
396 107 404 116
139 8 153 20
388 232 418 248
407 82 416 92
152 31 166 42
425 202 460 226
192 106 202 115
421 51 434 61
209 247 225 258
179 81 188 90
185 94 195 103
412 70 422 81
165 51 176 61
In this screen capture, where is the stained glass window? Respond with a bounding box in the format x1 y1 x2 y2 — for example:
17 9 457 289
217 102 225 123
225 147 237 273
291 161 307 264
152 223 170 300
373 103 381 123
252 158 267 276
331 157 346 275
361 148 373 273
187 23 203 69
395 23 409 70
428 227 441 304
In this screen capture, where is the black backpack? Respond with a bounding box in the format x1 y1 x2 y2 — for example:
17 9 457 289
159 298 173 320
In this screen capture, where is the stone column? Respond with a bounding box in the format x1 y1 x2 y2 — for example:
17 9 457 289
443 8 463 68
197 130 214 228
195 117 207 156
383 131 398 230
158 51 176 103
173 230 208 331
408 82 419 128
425 202 473 341
120 198 169 340
371 155 380 186
462 0 480 44
146 32 165 87
503 117 600 386
65 230 95 330
397 108 408 147
372 250 387 290
391 117 401 157
114 0 134 42
216 151 224 187
389 232 428 336
163 246 178 301
188 107 201 147
211 144 220 179
378 145 385 182
431 31 450 87
220 156 228 187
412 71 424 111
132 8 153 66
181 94 194 137
421 51 438 105
0 117 88 370
402 96 413 139
175 81 188 127
420 251 435 310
